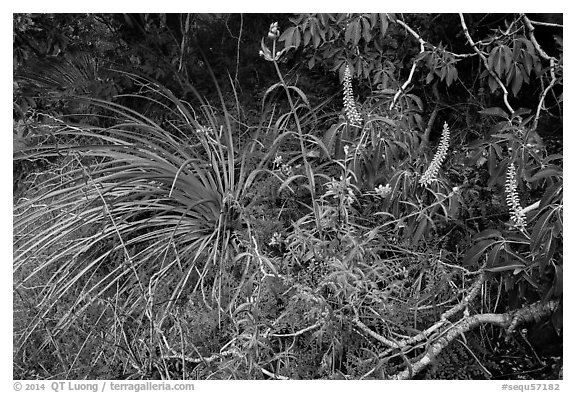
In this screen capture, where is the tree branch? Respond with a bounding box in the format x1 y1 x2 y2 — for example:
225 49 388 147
521 14 560 132
392 299 560 379
353 317 402 349
379 272 486 358
389 18 425 111
531 20 563 28
388 16 478 112
459 13 515 115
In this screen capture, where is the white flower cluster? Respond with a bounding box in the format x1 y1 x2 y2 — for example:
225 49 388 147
268 232 282 246
195 125 220 145
374 183 392 198
419 122 451 187
505 163 526 229
273 154 283 167
196 126 212 135
272 154 296 176
279 164 293 177
342 65 363 127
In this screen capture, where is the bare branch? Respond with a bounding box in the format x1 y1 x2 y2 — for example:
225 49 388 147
389 19 425 111
396 18 476 59
393 313 508 379
395 18 426 46
392 299 560 379
268 321 322 338
389 16 477 111
353 317 402 349
380 273 486 357
161 335 243 364
235 14 243 83
521 14 560 132
472 15 524 48
441 272 486 320
531 20 563 28
459 13 515 115
506 300 559 336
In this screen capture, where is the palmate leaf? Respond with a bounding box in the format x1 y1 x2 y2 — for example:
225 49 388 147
16 52 104 97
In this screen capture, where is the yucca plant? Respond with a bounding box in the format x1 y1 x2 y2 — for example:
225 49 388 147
13 70 271 377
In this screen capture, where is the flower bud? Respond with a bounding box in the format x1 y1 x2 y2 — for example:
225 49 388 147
268 22 279 39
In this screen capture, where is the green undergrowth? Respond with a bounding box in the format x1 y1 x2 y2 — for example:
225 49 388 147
13 16 562 380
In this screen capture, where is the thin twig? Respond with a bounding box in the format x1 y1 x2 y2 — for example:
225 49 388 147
269 322 323 338
235 14 243 83
530 20 563 28
395 17 476 60
161 331 243 364
456 338 493 378
441 272 486 320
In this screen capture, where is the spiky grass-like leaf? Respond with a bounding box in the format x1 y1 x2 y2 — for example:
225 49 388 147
13 74 260 374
